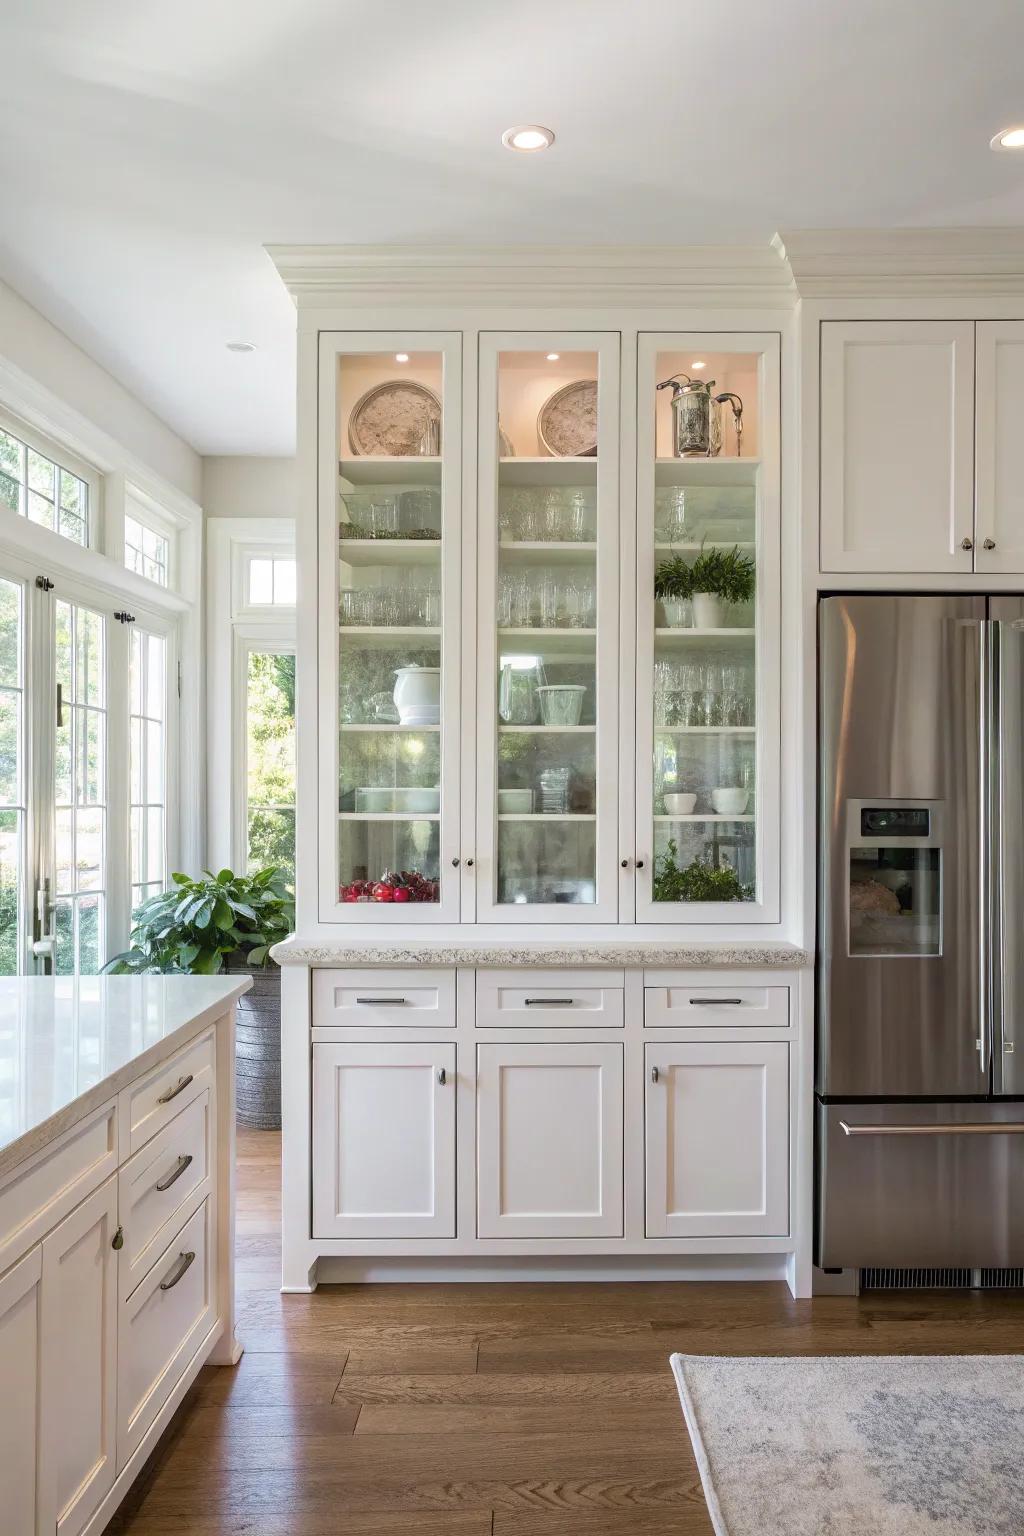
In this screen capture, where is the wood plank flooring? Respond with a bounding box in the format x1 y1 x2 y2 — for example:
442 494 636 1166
108 1129 1024 1535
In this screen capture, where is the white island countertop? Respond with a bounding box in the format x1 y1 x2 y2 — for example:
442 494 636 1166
0 975 252 1179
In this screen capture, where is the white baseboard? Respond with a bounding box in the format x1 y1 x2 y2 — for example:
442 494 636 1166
315 1253 789 1284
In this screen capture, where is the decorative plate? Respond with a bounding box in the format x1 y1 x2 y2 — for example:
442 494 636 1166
348 380 442 456
538 379 598 457
498 422 515 458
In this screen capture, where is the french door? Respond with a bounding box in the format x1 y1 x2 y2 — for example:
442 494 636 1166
0 554 177 975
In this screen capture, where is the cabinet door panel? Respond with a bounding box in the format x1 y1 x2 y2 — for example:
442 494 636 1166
312 1042 456 1237
645 1041 788 1237
820 321 975 574
39 1175 118 1536
0 1246 43 1536
477 1042 623 1237
976 321 1024 573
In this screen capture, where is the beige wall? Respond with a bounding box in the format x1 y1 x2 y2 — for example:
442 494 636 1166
202 455 297 520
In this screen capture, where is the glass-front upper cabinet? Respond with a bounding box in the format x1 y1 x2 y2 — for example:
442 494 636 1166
635 333 780 923
475 333 620 923
318 334 462 921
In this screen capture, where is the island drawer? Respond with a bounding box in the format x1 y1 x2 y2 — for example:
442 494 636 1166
476 971 625 1028
0 1098 118 1274
313 969 456 1029
118 1088 212 1302
119 1029 215 1157
117 1197 215 1470
644 983 789 1029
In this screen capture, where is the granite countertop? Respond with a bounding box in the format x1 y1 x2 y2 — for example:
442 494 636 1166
270 938 812 968
0 976 252 1179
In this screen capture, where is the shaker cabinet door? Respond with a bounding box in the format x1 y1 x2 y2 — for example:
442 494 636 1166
820 321 975 574
645 1041 788 1237
476 1042 624 1237
976 321 1024 574
312 1042 456 1237
0 1245 43 1536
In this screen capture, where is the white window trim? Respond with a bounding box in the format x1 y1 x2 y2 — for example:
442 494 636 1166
0 402 102 550
124 483 180 589
207 518 296 874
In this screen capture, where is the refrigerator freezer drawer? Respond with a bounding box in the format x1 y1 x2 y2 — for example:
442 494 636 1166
816 1100 1024 1269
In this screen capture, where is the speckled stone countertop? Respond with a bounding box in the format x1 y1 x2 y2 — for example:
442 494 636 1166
0 976 251 1180
270 938 812 969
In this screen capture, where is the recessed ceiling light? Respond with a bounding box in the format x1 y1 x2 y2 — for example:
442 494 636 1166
991 126 1024 150
502 124 555 153
395 353 410 363
691 360 707 370
226 340 257 353
546 352 560 362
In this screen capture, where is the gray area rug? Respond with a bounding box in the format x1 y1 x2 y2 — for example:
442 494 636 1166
671 1353 1024 1535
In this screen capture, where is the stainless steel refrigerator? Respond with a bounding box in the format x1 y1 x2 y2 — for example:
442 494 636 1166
817 594 1024 1269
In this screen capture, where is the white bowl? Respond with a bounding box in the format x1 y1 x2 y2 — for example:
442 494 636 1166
663 792 697 816
394 787 441 813
498 788 534 814
711 787 749 815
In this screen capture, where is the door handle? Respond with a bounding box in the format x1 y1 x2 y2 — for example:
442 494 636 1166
159 1250 196 1290
157 1073 194 1105
840 1120 1024 1136
688 997 744 1006
155 1154 193 1192
650 1065 660 1083
437 1067 447 1085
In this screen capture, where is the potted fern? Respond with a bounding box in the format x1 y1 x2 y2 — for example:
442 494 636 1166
103 867 294 1128
653 554 695 628
652 840 752 903
688 545 755 630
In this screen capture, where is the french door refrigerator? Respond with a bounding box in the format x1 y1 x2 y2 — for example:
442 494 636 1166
817 594 1024 1269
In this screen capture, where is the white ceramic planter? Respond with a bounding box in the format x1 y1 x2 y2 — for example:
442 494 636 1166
692 592 728 630
393 664 441 725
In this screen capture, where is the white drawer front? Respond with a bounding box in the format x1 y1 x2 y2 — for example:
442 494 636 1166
119 1029 215 1156
476 970 625 1028
644 983 789 1029
0 1099 117 1274
313 968 456 1028
118 1089 212 1302
117 1198 215 1469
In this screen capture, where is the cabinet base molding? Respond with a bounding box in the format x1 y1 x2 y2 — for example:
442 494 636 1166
314 1253 791 1285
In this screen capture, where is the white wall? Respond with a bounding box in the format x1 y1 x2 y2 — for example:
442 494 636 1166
0 279 201 501
202 456 296 520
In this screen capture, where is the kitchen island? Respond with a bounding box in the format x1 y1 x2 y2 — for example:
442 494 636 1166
0 974 251 1536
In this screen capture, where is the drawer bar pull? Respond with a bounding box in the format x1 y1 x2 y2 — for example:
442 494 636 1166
437 1067 447 1085
159 1250 196 1291
355 997 409 1006
157 1073 194 1105
840 1120 1024 1137
524 998 576 1007
155 1154 194 1192
688 997 745 1006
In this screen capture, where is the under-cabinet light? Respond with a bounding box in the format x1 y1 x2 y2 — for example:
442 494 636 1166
691 360 707 370
395 353 410 362
546 353 560 361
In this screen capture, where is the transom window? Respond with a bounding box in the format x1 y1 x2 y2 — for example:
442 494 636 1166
0 424 90 546
248 557 296 606
125 513 169 587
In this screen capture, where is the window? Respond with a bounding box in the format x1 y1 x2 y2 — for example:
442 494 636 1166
130 627 167 912
248 557 296 606
53 599 107 975
0 423 90 546
0 578 25 976
246 650 295 886
124 514 169 586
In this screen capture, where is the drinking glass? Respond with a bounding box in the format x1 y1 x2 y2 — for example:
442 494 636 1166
423 588 442 626
538 573 561 628
339 589 361 627
660 486 687 544
543 490 567 541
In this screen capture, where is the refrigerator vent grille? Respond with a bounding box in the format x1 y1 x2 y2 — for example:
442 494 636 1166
861 1267 1024 1291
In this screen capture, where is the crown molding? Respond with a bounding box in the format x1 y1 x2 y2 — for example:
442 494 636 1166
266 243 796 309
775 228 1024 297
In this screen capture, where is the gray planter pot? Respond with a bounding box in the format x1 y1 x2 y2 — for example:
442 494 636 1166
225 963 281 1130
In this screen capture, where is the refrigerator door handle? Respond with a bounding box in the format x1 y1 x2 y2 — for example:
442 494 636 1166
840 1120 1024 1137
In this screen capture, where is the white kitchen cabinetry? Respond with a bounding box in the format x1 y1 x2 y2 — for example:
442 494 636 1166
820 321 976 574
0 1245 43 1536
975 321 1024 574
38 1175 118 1536
645 1040 789 1238
312 1042 456 1238
476 1041 624 1237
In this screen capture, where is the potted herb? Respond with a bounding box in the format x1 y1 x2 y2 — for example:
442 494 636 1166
653 554 695 628
652 840 752 903
687 544 755 630
104 867 294 1128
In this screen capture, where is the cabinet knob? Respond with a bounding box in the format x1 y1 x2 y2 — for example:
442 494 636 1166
111 1225 124 1251
437 1067 447 1085
621 858 629 869
636 858 645 870
961 537 974 551
466 858 474 868
650 1065 660 1084
983 538 996 551
451 857 460 868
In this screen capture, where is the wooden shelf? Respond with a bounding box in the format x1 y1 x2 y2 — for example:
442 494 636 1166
498 457 597 487
499 541 597 566
339 457 442 486
338 812 440 822
654 542 754 555
654 725 755 735
498 627 596 658
339 538 441 567
339 723 439 733
497 813 596 823
655 628 755 650
654 457 759 488
498 724 595 734
654 813 755 823
338 625 441 640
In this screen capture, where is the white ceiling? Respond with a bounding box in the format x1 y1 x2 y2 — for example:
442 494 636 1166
2 0 1024 456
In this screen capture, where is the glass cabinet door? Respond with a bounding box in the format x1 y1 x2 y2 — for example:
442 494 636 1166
634 333 780 923
318 334 462 922
475 333 620 923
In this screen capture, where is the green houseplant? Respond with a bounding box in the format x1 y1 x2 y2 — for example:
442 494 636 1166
653 554 695 628
104 867 294 1130
687 544 755 630
652 840 751 904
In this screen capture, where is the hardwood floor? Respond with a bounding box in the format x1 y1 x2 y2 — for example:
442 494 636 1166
109 1130 1024 1535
